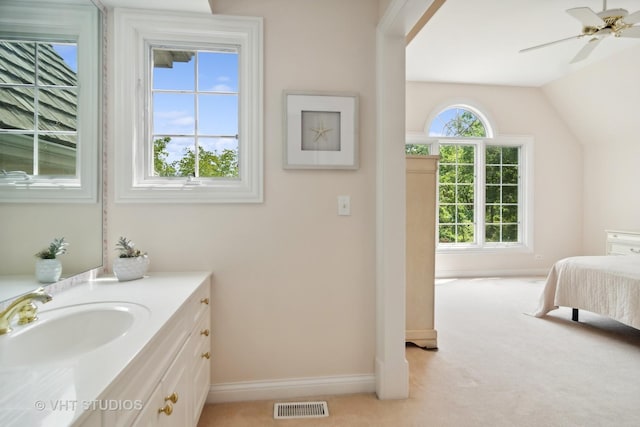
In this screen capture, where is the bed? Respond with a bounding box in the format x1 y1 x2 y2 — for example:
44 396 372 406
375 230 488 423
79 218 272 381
534 255 640 329
534 230 640 330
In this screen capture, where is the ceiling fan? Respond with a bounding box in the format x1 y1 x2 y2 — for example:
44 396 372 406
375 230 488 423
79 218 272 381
520 0 640 63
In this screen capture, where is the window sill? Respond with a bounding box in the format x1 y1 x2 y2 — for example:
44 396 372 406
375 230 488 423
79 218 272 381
437 244 532 255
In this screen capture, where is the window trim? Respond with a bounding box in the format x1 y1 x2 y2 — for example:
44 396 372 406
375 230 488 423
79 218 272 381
0 1 101 203
112 9 263 203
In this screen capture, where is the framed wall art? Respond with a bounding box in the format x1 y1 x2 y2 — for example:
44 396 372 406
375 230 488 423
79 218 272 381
283 91 359 169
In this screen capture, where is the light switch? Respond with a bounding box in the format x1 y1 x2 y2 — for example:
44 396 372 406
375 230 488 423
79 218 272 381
338 195 351 216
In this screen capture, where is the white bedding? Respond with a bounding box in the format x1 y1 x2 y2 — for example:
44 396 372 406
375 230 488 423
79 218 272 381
534 255 640 330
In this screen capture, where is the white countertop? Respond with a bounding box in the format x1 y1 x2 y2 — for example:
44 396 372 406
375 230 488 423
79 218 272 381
0 271 211 427
0 275 43 303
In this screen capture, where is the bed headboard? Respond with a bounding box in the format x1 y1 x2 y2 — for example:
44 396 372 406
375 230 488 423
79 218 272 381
606 230 640 256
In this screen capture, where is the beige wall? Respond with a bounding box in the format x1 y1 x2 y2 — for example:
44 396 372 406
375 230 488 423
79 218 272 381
543 45 640 254
406 82 584 276
0 204 102 277
107 0 379 385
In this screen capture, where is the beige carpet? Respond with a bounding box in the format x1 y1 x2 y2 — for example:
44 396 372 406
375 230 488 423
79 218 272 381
198 277 640 426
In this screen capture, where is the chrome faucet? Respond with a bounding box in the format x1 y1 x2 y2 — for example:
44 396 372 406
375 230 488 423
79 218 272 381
0 287 52 335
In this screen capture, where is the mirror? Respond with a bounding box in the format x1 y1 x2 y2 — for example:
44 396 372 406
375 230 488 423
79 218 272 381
0 0 103 302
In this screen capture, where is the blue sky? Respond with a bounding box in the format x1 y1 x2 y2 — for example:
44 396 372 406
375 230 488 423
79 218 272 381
152 49 239 164
52 43 77 73
428 108 460 137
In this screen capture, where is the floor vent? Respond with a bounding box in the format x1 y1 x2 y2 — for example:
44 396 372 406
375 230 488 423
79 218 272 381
273 401 329 419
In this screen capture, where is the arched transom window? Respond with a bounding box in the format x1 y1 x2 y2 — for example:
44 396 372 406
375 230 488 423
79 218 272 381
428 107 488 138
406 104 532 252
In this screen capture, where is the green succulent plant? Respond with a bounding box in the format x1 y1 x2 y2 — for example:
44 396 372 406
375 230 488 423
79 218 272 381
35 237 69 259
115 236 146 258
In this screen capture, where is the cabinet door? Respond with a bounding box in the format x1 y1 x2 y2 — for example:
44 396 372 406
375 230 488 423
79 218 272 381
132 342 191 427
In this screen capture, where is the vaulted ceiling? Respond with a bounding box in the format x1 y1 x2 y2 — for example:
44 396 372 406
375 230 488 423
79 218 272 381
406 0 640 87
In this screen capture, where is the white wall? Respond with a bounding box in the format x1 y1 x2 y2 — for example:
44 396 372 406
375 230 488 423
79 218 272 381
107 0 379 390
406 82 584 277
543 45 640 254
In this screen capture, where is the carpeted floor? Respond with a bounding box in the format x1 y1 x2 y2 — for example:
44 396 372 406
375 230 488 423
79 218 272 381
198 277 640 426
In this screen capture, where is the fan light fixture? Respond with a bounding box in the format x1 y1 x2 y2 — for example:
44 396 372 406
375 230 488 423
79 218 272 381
520 0 640 63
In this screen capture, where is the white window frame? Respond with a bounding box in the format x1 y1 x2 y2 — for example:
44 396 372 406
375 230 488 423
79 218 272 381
406 134 534 253
0 0 101 203
112 9 263 203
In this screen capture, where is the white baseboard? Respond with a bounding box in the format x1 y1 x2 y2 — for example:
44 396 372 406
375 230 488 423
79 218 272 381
207 374 376 403
435 268 549 279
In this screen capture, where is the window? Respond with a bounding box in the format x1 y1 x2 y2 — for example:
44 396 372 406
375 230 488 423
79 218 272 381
485 145 520 243
113 9 263 203
0 2 100 202
407 105 533 251
438 143 476 243
0 41 78 176
152 47 239 179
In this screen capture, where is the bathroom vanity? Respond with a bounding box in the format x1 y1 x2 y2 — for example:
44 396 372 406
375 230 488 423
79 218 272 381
0 272 211 427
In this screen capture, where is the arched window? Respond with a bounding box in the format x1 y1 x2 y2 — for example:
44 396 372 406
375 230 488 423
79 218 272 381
406 103 532 251
428 106 488 138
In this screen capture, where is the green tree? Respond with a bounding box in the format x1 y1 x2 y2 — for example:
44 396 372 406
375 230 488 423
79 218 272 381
405 143 430 156
443 110 486 137
436 111 483 244
153 137 238 178
154 137 177 177
173 146 238 178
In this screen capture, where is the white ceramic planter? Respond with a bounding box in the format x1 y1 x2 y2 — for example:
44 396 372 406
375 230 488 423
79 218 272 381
35 259 62 283
113 256 149 282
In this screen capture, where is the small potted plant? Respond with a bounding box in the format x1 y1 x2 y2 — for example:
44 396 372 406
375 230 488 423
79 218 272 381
113 236 149 281
35 237 69 283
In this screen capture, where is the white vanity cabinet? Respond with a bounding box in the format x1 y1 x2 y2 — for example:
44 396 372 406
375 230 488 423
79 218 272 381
99 277 211 427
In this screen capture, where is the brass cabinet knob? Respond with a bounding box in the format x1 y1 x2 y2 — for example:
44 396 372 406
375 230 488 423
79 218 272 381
200 298 209 305
201 351 211 359
200 329 210 337
164 392 178 403
158 403 173 416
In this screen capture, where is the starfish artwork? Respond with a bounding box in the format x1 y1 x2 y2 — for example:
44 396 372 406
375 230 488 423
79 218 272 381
310 119 333 142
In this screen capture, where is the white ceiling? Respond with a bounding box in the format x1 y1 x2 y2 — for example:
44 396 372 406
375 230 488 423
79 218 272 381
406 0 640 87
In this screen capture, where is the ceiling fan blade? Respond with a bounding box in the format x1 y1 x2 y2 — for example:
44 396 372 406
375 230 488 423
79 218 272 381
624 10 640 25
519 35 583 53
570 38 601 63
619 25 640 37
567 7 605 27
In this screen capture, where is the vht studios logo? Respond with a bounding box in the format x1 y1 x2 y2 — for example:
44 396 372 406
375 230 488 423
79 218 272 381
35 399 143 411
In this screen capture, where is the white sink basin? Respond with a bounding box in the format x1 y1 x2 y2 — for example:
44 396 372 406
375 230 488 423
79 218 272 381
0 301 149 367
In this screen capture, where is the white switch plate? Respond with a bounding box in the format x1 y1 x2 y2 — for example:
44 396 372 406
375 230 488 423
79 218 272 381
337 195 351 216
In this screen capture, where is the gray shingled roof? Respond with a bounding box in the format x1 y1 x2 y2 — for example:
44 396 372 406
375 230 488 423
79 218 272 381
0 40 77 174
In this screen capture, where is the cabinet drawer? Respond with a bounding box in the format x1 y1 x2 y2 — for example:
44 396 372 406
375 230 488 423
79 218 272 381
189 282 211 325
606 230 640 256
191 312 211 422
609 242 640 256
